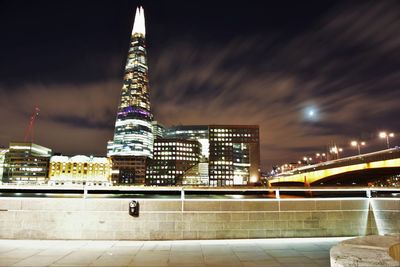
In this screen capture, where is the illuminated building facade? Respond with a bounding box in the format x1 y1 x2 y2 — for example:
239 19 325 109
165 125 209 160
182 162 209 186
0 148 8 182
152 121 165 140
146 139 201 186
209 125 260 186
48 155 111 186
3 143 51 184
107 7 154 157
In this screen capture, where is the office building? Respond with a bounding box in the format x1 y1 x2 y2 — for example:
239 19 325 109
182 162 209 186
3 142 51 184
165 125 209 160
110 156 148 185
48 155 111 186
107 7 154 157
0 148 8 182
209 125 260 186
146 139 201 186
152 121 165 140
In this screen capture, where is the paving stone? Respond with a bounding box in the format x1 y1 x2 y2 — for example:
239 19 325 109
0 238 347 267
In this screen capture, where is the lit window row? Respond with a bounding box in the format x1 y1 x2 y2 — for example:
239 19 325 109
156 142 197 147
158 157 197 161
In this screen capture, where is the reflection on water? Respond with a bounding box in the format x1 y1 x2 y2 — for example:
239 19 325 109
0 188 398 199
0 192 367 199
0 192 84 198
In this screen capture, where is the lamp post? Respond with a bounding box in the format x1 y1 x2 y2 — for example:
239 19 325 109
302 156 313 165
351 141 366 155
315 152 327 162
379 132 394 149
330 146 343 159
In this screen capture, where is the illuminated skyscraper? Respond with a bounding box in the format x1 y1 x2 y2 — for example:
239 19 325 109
107 7 154 157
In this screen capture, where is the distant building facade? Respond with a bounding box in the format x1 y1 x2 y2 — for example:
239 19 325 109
165 125 209 162
0 148 8 183
181 162 209 186
3 142 51 184
209 125 260 186
48 155 111 186
110 156 147 185
152 121 165 140
146 139 201 186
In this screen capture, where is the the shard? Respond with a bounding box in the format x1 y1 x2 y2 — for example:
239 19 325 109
107 7 153 158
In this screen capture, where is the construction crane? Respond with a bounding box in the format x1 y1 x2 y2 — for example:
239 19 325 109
24 107 40 143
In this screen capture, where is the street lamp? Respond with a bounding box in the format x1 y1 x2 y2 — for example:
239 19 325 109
330 146 343 159
379 132 394 149
351 140 366 155
315 152 327 162
303 156 312 164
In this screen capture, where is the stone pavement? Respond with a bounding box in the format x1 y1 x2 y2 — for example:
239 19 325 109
0 237 348 267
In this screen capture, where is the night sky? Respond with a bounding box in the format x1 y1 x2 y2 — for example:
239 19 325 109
0 1 399 169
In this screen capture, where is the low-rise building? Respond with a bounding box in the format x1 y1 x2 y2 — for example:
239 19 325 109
3 142 51 184
48 155 111 186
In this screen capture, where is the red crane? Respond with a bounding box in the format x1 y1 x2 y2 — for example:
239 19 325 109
24 107 40 143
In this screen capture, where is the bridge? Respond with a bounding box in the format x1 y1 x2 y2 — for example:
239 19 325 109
268 147 400 186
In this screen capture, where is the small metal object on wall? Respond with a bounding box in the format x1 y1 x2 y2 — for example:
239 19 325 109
129 200 139 217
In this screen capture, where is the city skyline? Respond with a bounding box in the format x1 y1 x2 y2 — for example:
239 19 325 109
0 1 399 168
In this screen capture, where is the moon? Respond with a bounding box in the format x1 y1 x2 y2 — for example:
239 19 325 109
304 106 319 121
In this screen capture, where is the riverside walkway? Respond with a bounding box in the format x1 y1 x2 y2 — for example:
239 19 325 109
0 237 347 267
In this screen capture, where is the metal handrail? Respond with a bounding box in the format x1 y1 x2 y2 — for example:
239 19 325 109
0 184 399 199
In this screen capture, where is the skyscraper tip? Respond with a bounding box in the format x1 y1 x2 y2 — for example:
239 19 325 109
132 6 146 36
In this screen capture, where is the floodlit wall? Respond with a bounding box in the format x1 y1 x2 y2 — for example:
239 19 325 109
0 198 398 240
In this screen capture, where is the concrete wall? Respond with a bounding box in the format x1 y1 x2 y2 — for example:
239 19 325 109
0 198 399 240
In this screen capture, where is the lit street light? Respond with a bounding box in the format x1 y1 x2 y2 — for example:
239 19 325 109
315 152 327 162
330 146 343 159
379 132 394 149
302 156 312 164
351 140 366 155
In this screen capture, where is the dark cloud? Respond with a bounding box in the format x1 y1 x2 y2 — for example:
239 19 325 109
0 1 399 168
0 81 120 155
149 1 400 166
